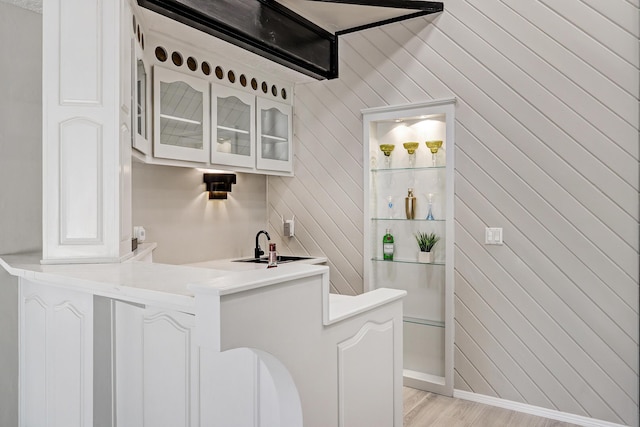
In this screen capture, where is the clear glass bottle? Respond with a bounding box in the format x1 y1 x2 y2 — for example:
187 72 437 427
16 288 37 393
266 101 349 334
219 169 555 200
383 229 394 261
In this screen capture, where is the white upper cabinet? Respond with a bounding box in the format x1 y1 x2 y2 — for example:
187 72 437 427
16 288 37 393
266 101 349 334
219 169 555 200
211 84 256 168
256 98 293 174
140 34 294 175
153 66 210 163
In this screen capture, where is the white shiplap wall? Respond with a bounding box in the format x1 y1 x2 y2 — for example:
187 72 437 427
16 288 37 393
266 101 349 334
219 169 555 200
268 0 639 424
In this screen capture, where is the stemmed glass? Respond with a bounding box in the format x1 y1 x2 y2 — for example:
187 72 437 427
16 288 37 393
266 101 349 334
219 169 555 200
426 193 435 220
403 142 419 168
379 144 395 168
425 140 443 166
386 195 394 219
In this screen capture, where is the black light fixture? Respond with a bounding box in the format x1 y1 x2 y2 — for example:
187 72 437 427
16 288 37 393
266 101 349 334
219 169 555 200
203 173 236 200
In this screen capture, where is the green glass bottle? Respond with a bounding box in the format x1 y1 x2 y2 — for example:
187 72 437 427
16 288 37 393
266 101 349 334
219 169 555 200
383 229 394 261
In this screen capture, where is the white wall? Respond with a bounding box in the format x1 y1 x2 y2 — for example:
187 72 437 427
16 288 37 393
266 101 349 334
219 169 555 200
132 161 268 264
270 0 639 425
0 3 42 426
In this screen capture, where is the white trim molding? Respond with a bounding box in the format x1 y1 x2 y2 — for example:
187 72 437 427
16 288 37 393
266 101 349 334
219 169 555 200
453 390 629 427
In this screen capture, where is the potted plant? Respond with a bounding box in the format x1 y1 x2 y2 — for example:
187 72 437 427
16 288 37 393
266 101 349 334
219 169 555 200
415 231 439 263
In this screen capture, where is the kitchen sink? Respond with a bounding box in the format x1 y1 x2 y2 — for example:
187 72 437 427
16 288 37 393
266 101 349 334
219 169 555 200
233 255 312 264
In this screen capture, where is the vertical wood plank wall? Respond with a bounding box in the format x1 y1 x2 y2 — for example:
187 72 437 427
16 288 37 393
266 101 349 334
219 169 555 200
267 0 639 424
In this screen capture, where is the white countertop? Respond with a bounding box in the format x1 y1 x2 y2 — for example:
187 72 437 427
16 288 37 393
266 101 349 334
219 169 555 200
0 250 404 323
186 255 327 271
0 251 329 312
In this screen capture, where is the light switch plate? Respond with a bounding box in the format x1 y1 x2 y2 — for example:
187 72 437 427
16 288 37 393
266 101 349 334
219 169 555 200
485 227 503 245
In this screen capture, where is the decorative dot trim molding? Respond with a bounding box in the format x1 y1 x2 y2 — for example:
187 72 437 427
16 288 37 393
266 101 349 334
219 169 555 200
202 62 211 76
155 47 166 62
152 45 288 101
187 56 198 71
133 15 145 50
171 51 183 66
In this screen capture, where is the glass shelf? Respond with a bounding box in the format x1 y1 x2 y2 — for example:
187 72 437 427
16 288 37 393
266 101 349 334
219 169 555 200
261 134 288 142
404 316 444 328
371 218 445 222
371 165 445 172
217 125 249 135
371 257 445 266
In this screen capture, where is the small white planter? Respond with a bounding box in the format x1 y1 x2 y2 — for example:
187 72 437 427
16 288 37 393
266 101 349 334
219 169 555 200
418 251 434 263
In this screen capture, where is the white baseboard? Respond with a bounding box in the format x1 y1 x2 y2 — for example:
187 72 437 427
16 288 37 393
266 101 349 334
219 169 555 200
453 389 629 427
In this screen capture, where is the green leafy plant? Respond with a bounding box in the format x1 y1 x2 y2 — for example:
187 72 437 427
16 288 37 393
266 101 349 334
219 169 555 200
415 232 440 252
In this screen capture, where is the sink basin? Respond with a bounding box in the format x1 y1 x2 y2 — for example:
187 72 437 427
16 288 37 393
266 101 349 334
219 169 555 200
233 255 312 264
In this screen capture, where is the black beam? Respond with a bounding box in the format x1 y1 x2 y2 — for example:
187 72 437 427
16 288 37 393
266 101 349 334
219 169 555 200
138 0 339 79
306 0 443 12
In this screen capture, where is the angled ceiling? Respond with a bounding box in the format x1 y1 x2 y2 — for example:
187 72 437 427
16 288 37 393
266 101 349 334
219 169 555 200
137 0 443 80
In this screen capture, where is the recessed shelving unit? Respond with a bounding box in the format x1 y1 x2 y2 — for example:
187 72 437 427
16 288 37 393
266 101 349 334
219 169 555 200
363 98 455 396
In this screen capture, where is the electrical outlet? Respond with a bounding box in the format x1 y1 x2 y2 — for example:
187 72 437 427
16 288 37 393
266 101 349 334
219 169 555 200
133 226 146 242
485 227 503 245
284 219 295 237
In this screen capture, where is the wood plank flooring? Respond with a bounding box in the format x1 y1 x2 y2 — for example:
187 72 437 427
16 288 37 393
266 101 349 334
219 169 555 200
404 387 583 427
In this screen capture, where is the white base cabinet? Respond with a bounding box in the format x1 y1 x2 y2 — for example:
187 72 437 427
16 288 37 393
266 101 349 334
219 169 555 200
11 261 405 427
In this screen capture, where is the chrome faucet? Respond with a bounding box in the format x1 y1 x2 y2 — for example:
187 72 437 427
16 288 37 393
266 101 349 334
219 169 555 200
255 230 271 259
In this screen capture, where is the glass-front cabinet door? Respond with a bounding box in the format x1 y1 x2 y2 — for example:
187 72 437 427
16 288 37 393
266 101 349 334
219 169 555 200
132 44 151 154
256 98 293 174
153 66 210 162
211 85 255 168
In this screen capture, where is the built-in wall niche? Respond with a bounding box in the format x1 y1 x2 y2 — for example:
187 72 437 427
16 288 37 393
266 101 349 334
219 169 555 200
363 98 456 397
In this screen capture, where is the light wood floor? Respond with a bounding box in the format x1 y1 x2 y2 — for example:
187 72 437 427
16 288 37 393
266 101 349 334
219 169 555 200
404 387 583 427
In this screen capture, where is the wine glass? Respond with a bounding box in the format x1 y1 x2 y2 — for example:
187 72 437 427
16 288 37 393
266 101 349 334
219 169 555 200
425 140 443 166
380 144 395 168
403 142 419 168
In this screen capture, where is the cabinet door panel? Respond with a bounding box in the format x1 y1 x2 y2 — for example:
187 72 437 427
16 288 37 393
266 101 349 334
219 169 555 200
256 98 292 173
211 85 255 168
22 294 47 427
20 280 94 427
115 302 197 427
133 43 151 155
153 67 210 162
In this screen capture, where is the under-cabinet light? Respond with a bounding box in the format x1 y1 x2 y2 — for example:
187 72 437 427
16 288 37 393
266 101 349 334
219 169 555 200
203 173 236 200
160 113 202 125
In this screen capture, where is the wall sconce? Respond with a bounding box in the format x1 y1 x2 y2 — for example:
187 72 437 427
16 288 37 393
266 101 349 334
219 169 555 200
203 173 236 199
